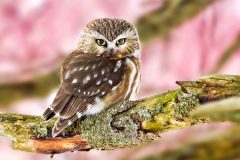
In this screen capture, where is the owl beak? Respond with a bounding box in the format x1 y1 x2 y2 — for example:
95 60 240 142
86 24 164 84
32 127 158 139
116 52 123 59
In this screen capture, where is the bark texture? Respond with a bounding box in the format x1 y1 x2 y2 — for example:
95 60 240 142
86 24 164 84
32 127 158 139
0 74 239 154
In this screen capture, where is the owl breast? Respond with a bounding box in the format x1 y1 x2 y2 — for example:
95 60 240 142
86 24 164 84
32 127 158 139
102 56 141 107
124 57 141 100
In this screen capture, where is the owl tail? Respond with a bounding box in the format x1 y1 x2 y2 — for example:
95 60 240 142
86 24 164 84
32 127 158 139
42 89 72 120
52 115 79 137
42 107 55 121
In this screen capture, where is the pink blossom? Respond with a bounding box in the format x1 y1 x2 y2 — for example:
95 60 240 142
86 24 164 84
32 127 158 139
140 0 240 97
0 0 240 159
0 0 160 84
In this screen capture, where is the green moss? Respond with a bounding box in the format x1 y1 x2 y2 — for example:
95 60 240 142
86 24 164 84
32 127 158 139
73 101 141 149
11 141 35 152
142 91 199 132
177 75 240 103
69 90 182 149
0 75 239 152
175 92 200 118
143 90 180 107
0 113 55 151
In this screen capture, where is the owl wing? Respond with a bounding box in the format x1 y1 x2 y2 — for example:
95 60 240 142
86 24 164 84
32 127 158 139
42 51 125 137
61 51 124 97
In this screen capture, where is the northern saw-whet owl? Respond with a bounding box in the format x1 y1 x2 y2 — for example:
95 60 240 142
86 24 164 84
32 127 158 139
42 18 141 137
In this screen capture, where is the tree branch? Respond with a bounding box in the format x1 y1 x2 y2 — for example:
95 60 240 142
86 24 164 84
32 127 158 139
0 74 240 154
211 35 240 73
140 97 240 160
136 0 215 43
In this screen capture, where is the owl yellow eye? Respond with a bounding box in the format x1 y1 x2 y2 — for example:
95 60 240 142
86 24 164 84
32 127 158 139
116 38 126 46
96 39 107 47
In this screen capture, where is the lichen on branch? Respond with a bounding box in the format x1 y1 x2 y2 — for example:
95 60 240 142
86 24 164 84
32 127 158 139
0 74 240 154
140 97 240 160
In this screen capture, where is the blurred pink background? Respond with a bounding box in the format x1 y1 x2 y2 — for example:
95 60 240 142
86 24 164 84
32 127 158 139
0 0 240 159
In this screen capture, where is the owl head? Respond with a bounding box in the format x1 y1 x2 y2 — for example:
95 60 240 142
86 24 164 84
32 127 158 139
77 18 140 59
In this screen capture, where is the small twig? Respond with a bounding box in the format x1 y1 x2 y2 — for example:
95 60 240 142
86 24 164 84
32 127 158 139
211 35 240 73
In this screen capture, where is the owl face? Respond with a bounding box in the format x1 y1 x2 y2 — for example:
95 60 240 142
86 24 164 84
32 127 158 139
77 18 140 59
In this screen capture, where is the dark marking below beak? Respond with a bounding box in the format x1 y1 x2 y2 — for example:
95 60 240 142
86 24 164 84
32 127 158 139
109 48 114 55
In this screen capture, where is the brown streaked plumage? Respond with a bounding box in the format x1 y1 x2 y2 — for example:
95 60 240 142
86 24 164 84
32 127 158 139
87 19 133 42
42 18 141 137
